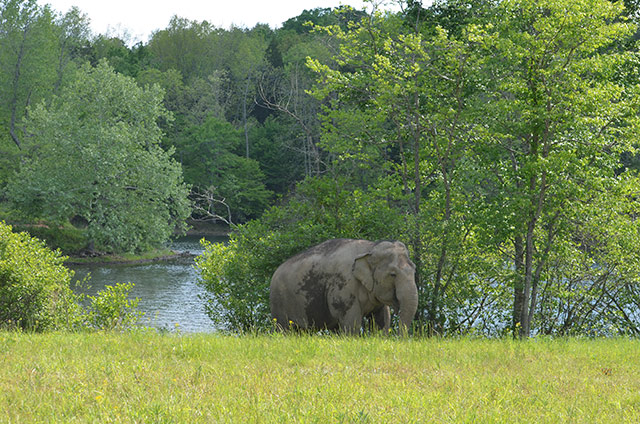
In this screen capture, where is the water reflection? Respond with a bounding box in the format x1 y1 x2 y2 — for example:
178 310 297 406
70 235 227 333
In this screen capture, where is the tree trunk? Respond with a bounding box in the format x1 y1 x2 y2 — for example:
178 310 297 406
430 172 451 335
513 235 525 336
410 110 426 331
9 25 30 150
520 220 536 338
243 76 250 158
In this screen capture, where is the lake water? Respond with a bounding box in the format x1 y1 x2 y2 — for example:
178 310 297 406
69 235 227 333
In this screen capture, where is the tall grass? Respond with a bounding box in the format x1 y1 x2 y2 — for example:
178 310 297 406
0 331 638 422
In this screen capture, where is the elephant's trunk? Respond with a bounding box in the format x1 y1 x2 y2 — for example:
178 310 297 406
396 279 418 335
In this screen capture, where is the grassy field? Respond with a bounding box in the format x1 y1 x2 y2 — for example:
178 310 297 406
0 332 638 423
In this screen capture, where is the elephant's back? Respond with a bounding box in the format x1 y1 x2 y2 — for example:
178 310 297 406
269 239 370 300
284 239 371 266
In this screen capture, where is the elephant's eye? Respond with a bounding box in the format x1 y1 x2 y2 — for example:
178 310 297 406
390 272 397 278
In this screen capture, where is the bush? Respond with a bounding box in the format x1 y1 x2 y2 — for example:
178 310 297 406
0 221 143 332
84 282 144 331
196 177 405 332
11 222 88 254
0 221 82 331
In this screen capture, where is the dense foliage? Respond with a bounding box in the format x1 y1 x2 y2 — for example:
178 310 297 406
0 221 79 330
7 61 191 253
0 0 364 251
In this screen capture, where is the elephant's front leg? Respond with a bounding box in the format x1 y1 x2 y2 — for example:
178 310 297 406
339 305 363 335
372 305 391 334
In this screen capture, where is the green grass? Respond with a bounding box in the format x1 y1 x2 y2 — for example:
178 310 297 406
1 332 639 423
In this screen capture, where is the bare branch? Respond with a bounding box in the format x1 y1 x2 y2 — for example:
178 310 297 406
190 187 233 226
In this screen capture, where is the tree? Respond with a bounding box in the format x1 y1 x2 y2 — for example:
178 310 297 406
0 0 58 151
87 36 149 78
303 0 640 337
258 64 324 177
53 6 91 91
179 116 272 222
259 7 355 178
147 16 216 82
209 26 270 157
280 6 368 34
249 116 306 194
0 1 91 194
137 67 228 152
306 3 501 334
473 0 640 337
7 61 191 253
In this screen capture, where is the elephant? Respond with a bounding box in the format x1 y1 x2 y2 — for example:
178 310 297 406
269 238 418 334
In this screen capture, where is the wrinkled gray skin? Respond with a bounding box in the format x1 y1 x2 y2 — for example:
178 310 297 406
269 239 418 334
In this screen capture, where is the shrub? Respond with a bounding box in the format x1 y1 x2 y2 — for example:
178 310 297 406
12 222 88 254
84 282 144 331
0 221 82 331
0 221 143 332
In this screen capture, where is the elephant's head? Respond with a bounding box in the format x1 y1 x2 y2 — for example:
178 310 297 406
352 241 418 332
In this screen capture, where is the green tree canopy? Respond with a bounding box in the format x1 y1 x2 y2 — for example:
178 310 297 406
0 0 57 150
180 116 272 222
8 61 191 253
473 0 640 337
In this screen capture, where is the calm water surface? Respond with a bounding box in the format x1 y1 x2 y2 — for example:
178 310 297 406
70 235 226 333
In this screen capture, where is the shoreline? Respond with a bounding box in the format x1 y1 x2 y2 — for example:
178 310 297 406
183 220 231 237
64 250 195 266
64 249 197 265
64 230 228 266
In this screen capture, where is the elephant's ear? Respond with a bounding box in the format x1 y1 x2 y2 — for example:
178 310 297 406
353 253 374 292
